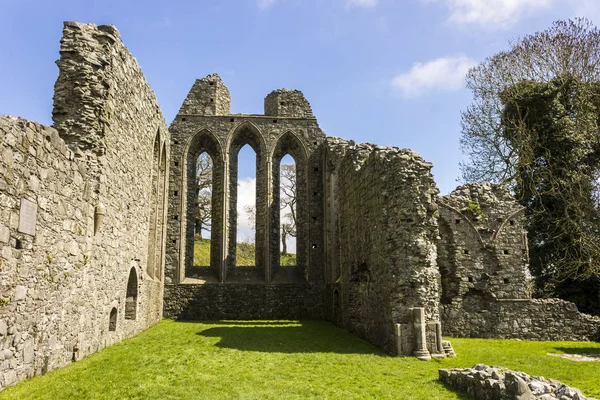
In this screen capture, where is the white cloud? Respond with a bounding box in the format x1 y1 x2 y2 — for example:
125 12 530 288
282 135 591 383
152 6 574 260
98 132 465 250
237 178 256 242
426 0 551 29
346 0 377 9
257 0 277 10
391 54 476 98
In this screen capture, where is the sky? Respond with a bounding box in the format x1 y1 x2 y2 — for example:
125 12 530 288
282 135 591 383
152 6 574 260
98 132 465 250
1 0 599 252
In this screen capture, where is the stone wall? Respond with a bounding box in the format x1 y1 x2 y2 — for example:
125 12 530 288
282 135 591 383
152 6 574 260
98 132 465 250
439 184 600 342
264 89 314 118
164 283 323 320
163 75 326 320
437 183 530 303
323 139 443 356
177 74 231 116
0 22 168 390
442 298 600 341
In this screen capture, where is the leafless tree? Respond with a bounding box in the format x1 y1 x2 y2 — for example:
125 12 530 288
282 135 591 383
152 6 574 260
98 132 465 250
460 18 600 184
195 153 212 239
280 164 296 255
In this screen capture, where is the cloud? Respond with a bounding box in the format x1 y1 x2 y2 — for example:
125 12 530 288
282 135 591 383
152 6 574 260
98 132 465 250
391 54 476 98
237 178 256 242
257 0 277 10
235 176 297 253
346 0 377 9
425 0 551 29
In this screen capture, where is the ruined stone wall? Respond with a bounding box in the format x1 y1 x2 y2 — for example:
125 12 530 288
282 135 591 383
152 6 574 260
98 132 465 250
442 298 600 341
323 139 442 355
0 22 168 390
264 89 314 118
439 184 600 341
163 76 326 320
437 184 530 304
440 364 597 400
177 74 231 116
164 284 323 320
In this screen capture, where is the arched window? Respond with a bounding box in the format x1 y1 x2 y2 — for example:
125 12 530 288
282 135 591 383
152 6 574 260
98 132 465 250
109 307 117 331
146 131 161 278
235 144 257 267
279 154 297 266
271 132 308 282
125 268 138 320
192 151 214 272
183 130 224 282
154 144 167 280
227 122 267 281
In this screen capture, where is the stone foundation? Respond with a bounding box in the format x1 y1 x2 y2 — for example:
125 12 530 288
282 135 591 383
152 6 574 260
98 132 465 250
164 283 323 320
442 298 600 341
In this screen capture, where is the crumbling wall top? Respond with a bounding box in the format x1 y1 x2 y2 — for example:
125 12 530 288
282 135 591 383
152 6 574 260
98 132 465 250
178 73 231 116
264 88 314 118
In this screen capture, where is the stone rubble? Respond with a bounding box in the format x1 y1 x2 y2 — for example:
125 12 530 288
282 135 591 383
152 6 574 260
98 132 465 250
439 364 598 400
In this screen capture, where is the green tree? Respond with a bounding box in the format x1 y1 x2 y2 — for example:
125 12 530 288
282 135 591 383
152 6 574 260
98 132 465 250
460 18 600 184
500 76 600 313
460 18 600 314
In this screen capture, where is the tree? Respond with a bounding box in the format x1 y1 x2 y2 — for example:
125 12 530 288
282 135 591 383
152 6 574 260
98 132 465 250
195 153 212 239
280 164 297 255
242 164 297 254
460 18 600 184
500 76 600 313
460 18 600 314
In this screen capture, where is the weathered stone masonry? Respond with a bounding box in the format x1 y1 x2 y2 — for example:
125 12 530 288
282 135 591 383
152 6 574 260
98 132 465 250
2 19 600 392
0 22 168 390
163 76 326 319
322 140 443 357
163 76 448 358
438 184 600 341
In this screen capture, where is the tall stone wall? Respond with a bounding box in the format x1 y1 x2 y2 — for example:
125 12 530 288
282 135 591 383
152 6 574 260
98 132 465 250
163 75 326 320
323 139 443 356
0 22 168 390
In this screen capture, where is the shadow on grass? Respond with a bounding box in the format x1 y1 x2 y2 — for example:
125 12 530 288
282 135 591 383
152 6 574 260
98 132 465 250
196 323 387 355
436 382 474 400
553 347 600 355
174 320 301 326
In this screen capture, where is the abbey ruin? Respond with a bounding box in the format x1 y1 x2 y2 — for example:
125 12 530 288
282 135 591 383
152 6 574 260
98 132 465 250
0 22 599 390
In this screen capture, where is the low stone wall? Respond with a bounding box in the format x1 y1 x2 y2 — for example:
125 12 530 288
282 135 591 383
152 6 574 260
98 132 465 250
439 364 597 400
442 298 600 341
164 283 324 320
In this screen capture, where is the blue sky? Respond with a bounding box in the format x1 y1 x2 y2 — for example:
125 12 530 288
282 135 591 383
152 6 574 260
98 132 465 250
1 0 598 195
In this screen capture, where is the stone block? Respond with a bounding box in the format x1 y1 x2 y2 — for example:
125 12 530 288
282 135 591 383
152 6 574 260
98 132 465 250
0 224 9 243
23 339 34 364
14 286 27 301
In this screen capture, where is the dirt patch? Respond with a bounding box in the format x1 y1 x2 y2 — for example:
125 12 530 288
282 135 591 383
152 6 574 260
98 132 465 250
548 353 600 362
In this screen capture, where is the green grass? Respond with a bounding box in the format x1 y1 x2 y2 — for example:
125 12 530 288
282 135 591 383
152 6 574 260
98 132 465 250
280 253 297 266
2 321 599 399
193 238 212 266
194 239 296 267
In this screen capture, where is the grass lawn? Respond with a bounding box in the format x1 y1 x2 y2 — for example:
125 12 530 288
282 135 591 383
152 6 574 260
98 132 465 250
2 320 599 399
194 239 296 267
